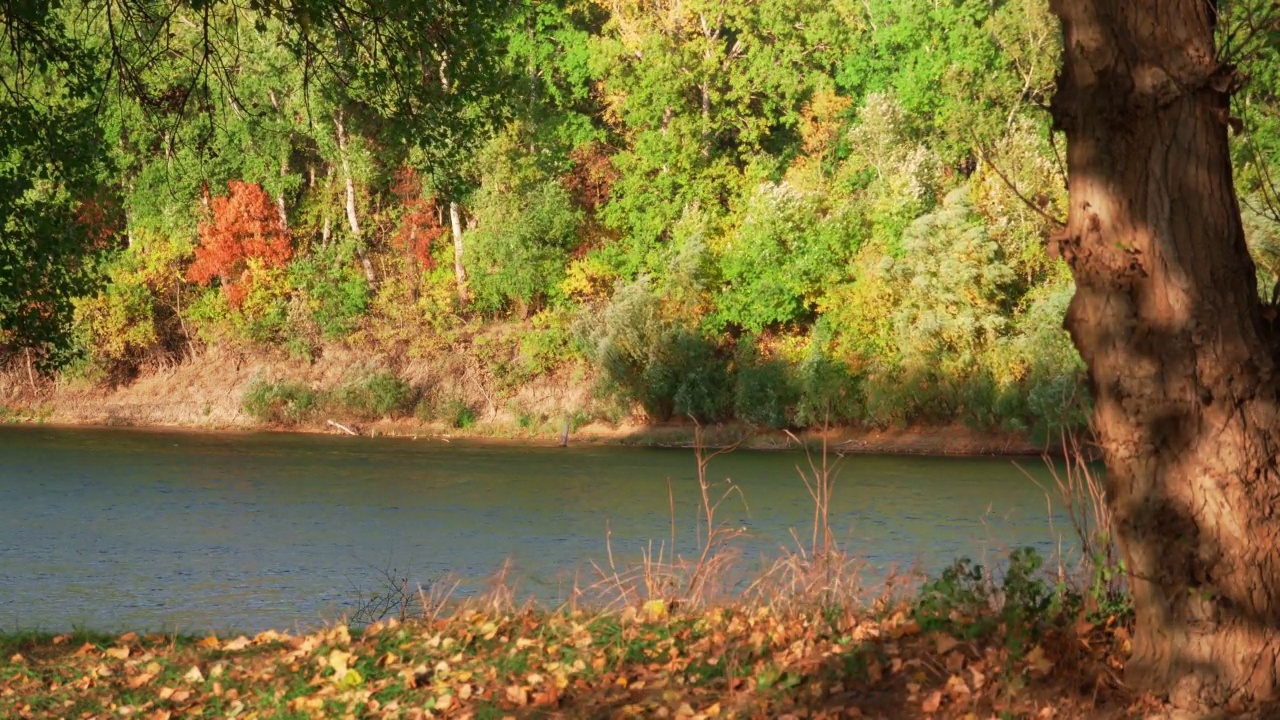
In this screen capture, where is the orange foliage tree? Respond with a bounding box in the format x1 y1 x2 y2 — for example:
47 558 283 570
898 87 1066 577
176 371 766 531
188 181 292 306
391 166 445 271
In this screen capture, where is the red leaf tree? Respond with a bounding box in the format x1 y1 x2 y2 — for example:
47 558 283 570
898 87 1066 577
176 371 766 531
391 166 445 271
188 181 292 306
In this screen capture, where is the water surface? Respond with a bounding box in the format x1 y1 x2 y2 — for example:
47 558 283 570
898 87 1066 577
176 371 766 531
0 426 1070 633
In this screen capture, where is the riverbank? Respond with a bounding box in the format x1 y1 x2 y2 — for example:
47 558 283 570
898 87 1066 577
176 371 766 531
1 587 1149 719
0 345 1050 456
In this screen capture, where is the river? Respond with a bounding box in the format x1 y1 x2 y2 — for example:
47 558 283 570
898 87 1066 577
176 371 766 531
0 426 1076 634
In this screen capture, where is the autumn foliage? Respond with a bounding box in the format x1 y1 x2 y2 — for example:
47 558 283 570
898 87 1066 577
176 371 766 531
391 167 445 270
188 181 292 306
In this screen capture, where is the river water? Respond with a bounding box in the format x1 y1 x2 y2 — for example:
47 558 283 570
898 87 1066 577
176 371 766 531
0 426 1074 634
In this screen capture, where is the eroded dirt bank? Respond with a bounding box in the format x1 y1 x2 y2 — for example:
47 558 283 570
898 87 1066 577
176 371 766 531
0 346 1048 455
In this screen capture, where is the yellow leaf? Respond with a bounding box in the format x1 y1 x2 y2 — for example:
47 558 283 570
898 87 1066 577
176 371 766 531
642 599 668 621
479 621 498 640
169 688 191 703
704 702 722 717
196 635 220 650
337 668 364 689
327 649 351 680
457 683 473 700
8 653 23 664
183 666 204 683
127 672 156 690
435 693 454 711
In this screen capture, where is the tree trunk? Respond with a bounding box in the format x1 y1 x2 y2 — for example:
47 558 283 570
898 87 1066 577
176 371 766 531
335 110 378 286
276 158 290 231
450 200 469 307
1051 0 1280 711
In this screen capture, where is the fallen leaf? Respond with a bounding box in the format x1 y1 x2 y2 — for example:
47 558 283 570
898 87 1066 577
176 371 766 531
127 672 156 689
196 635 220 649
643 599 668 621
327 649 352 680
1025 645 1055 676
505 684 528 705
182 666 204 683
252 630 282 645
117 632 138 644
935 634 959 654
222 636 250 651
921 690 943 713
969 666 986 690
944 673 970 698
105 647 131 660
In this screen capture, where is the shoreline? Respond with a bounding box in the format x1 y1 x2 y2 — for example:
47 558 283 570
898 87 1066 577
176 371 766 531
0 410 1054 457
0 346 1067 457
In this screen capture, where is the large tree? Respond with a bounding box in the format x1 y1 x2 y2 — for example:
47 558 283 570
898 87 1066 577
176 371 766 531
1051 0 1280 711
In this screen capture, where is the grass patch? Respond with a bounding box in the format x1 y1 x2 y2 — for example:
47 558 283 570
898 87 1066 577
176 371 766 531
242 379 320 425
332 372 417 420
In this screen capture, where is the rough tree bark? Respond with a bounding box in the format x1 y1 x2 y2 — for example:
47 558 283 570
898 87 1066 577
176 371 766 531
1051 0 1280 711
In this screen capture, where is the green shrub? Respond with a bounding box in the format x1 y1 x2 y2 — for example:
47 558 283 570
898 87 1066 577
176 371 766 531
793 351 861 427
334 372 417 420
446 399 477 429
577 278 732 423
243 379 320 425
465 129 583 315
733 344 797 429
914 548 1060 647
418 393 477 429
290 238 371 340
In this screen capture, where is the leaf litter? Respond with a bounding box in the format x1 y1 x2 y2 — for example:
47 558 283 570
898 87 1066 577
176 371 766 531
0 600 1161 719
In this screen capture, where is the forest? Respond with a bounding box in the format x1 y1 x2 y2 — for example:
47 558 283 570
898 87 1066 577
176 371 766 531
2 0 1280 438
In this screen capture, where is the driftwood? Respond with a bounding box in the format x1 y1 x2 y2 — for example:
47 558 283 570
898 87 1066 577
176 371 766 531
327 419 359 436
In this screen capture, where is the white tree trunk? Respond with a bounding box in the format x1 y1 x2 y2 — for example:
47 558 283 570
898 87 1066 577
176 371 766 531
335 110 377 286
450 201 469 307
